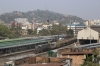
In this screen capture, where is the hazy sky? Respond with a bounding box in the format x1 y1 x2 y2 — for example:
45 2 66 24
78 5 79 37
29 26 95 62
0 0 100 20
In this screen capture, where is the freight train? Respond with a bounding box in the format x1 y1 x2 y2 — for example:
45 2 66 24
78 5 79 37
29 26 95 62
34 36 77 53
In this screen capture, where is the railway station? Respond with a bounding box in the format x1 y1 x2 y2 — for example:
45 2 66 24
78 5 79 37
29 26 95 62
0 35 77 66
0 35 73 56
0 38 51 56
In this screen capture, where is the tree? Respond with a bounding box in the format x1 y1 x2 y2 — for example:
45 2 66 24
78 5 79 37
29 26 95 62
0 24 9 37
32 28 37 35
27 29 33 35
10 24 22 37
0 24 18 38
51 24 67 35
81 55 93 66
39 29 49 36
38 24 67 36
67 29 74 35
81 48 100 66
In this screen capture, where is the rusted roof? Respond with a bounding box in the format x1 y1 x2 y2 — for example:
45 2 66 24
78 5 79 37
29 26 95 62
61 52 92 55
19 63 65 66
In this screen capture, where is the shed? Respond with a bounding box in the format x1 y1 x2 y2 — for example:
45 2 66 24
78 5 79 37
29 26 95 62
77 26 100 44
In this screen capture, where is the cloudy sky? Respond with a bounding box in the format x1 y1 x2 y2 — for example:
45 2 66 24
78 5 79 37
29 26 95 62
0 0 100 20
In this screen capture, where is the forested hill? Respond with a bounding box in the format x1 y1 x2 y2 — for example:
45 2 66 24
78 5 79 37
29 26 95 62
0 9 85 24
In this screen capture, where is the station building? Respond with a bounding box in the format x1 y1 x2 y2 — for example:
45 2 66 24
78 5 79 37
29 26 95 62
67 22 86 36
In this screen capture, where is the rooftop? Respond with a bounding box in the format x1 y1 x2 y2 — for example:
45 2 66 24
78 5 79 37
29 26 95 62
67 22 86 26
0 38 48 49
19 63 66 66
91 25 100 33
61 52 92 55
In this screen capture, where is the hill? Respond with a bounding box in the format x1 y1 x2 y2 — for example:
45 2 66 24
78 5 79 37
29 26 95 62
0 9 85 24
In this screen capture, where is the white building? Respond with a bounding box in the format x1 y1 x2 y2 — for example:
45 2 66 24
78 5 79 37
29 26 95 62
53 21 59 25
67 22 86 36
37 27 43 34
36 24 52 34
15 18 32 29
85 20 100 26
77 26 100 44
42 24 52 29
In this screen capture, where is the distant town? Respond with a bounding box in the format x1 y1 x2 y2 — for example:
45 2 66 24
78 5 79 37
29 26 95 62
0 12 100 38
0 10 100 66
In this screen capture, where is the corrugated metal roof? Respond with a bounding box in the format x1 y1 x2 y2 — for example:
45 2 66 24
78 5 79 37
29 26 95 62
0 38 48 49
61 52 92 55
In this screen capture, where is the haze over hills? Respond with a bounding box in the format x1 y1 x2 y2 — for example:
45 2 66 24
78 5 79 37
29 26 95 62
0 10 85 24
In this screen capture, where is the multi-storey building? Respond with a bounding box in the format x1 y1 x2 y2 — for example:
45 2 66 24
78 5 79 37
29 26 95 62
67 22 86 36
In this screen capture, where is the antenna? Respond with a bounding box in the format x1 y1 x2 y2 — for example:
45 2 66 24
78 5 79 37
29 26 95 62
45 3 47 10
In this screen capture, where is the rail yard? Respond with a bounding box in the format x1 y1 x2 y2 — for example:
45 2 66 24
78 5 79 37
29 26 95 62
0 35 77 66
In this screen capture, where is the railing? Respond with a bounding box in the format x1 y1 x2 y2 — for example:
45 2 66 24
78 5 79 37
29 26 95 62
75 43 100 48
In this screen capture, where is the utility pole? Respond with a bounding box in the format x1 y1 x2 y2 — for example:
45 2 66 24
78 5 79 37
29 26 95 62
89 21 91 45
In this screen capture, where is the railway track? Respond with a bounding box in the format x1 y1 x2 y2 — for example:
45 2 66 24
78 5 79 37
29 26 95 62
1 46 74 60
0 38 77 59
0 49 36 58
0 43 75 66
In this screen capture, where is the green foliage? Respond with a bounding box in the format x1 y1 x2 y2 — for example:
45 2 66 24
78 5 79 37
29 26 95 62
0 24 9 37
81 55 93 66
81 62 99 66
39 24 74 36
85 55 92 62
0 24 18 38
82 48 100 66
27 29 33 35
39 24 68 36
32 28 37 35
10 26 22 37
52 24 67 35
67 29 74 35
39 29 50 36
